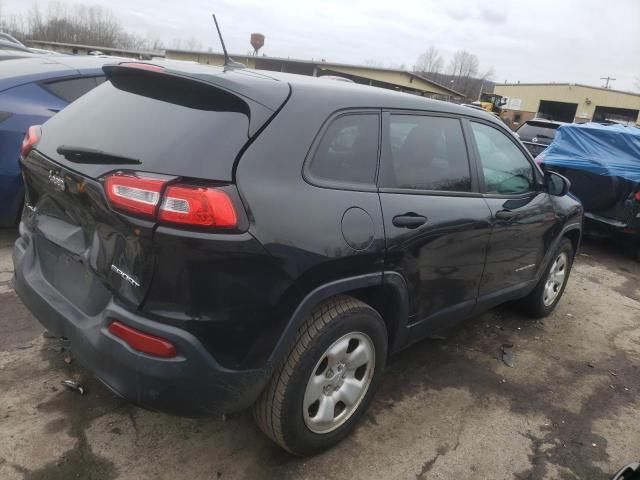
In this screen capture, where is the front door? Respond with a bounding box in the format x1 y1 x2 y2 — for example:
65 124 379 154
378 113 493 337
466 120 558 299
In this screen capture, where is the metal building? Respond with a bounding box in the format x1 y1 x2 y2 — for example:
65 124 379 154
495 83 640 127
164 49 464 101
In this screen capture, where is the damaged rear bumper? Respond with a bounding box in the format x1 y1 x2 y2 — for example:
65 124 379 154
12 225 271 416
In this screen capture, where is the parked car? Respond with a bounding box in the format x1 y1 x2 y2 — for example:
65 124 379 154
611 462 640 480
0 46 35 62
0 55 112 226
538 123 640 259
515 118 565 157
0 33 60 55
14 61 582 455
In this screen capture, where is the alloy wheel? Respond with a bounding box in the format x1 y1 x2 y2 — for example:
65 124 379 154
303 332 375 434
543 252 568 306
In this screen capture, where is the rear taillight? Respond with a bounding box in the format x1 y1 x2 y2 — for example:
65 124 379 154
103 172 238 228
159 185 237 227
20 125 41 158
105 173 165 217
635 192 640 201
108 321 177 358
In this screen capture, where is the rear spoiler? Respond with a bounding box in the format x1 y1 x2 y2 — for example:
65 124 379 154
103 63 290 137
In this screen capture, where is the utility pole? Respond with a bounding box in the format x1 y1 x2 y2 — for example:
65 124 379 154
600 76 616 88
477 78 485 101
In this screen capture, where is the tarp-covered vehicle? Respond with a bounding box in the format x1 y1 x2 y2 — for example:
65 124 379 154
538 123 640 259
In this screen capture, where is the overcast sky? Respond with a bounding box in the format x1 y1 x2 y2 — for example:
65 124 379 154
3 0 639 91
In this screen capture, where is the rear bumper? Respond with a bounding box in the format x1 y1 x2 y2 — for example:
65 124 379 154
12 225 271 416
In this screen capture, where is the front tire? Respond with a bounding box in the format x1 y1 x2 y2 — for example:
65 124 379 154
518 238 574 318
253 295 387 455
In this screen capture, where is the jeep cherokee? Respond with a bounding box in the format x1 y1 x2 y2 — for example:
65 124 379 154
13 61 583 455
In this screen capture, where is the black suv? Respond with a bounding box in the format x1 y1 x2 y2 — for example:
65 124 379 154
516 119 565 157
13 62 583 455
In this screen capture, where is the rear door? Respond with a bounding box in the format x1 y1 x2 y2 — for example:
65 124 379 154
21 66 287 309
378 112 492 335
467 120 557 299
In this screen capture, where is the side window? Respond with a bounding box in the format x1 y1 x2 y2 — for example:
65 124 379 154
470 122 534 195
308 113 379 186
42 77 101 103
382 115 471 192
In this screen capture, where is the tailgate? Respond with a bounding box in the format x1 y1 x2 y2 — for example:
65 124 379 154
21 150 163 308
19 65 289 309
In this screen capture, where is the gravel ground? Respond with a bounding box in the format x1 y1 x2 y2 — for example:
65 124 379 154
0 227 639 480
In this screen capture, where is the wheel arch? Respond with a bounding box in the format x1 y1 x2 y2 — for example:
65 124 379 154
535 222 582 282
563 226 582 258
269 272 409 366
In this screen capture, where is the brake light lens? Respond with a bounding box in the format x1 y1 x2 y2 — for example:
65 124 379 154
105 174 165 216
159 185 237 227
108 321 177 358
20 125 41 158
635 192 640 201
119 62 165 72
103 173 238 228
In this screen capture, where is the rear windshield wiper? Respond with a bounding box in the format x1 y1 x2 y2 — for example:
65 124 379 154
56 146 141 165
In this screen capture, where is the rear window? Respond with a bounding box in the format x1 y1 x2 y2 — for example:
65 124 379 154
381 115 471 192
517 122 560 142
36 71 251 181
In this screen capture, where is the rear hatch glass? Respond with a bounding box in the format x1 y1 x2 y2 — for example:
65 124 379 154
517 122 560 144
36 69 253 181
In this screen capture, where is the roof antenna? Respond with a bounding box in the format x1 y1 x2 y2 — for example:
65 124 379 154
212 14 245 70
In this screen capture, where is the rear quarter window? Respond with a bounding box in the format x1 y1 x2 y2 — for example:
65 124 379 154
41 76 104 103
307 113 380 187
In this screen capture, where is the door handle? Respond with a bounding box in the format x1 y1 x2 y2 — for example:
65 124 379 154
495 210 516 220
392 213 427 229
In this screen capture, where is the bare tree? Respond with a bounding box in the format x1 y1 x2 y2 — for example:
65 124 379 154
1 2 167 51
414 46 443 78
448 50 479 80
446 50 482 98
363 58 384 68
0 1 26 39
24 3 125 47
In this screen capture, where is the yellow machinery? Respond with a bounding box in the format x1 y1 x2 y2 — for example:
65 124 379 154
473 93 505 114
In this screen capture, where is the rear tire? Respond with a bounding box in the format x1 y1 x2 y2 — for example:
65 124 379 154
253 295 387 456
518 238 574 318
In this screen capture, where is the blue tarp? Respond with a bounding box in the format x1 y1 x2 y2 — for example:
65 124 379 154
539 123 640 183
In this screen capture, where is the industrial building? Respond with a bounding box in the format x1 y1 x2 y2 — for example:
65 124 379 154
495 83 640 126
164 49 463 101
23 40 464 101
25 39 161 60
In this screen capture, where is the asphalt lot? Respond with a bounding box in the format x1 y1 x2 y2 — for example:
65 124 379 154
0 227 639 480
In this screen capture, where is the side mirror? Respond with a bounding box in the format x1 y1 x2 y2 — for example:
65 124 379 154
545 171 571 196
